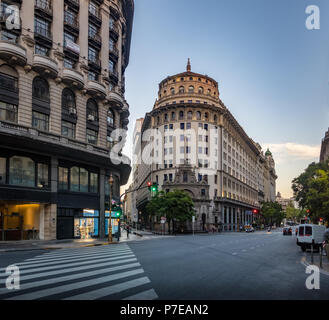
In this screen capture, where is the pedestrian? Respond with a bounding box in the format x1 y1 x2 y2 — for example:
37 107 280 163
126 225 130 239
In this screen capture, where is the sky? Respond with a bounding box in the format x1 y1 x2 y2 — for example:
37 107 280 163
122 0 329 198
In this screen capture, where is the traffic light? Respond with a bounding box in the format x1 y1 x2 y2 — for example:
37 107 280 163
151 183 158 193
252 209 259 214
147 181 152 191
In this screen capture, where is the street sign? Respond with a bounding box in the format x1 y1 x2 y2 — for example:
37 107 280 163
161 217 166 224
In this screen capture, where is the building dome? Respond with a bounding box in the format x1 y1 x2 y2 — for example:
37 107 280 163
265 149 272 157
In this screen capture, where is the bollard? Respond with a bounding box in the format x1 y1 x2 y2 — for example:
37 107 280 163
311 243 314 265
320 246 323 269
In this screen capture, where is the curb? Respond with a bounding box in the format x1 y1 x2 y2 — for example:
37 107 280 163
301 255 329 277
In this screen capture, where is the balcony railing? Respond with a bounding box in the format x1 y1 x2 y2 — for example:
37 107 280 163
109 46 119 57
0 73 18 93
35 0 52 15
88 32 101 44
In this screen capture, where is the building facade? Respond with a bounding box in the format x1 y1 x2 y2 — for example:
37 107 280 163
133 61 277 232
0 0 134 240
320 128 329 163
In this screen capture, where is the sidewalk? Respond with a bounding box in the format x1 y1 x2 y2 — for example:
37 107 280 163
304 250 329 274
0 229 161 253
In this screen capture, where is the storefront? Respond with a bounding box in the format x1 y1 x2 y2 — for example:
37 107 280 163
74 209 99 239
105 210 121 238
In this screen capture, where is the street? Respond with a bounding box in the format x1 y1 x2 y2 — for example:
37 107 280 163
0 230 328 300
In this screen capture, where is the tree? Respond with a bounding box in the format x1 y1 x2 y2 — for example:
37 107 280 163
261 201 285 226
292 160 329 223
146 189 195 234
285 203 304 223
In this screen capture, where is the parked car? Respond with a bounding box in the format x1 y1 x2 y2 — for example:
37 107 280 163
245 225 254 233
283 227 292 236
296 224 326 252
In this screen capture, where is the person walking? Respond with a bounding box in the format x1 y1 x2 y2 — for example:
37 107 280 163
126 224 130 239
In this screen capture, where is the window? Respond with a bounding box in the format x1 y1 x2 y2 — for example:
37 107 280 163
70 166 80 192
198 87 204 94
1 30 17 42
0 102 17 123
186 123 191 130
204 124 208 131
62 88 76 113
64 58 75 69
107 135 114 149
179 86 185 94
0 157 6 184
196 111 201 120
34 17 50 38
88 46 99 64
33 77 49 101
180 123 185 130
107 109 115 126
89 1 99 16
90 172 98 193
88 71 98 81
170 88 175 95
58 167 69 190
188 86 194 93
64 31 76 48
80 168 88 192
183 172 188 183
9 156 35 187
32 111 49 131
179 111 184 120
62 121 76 139
87 129 98 145
88 23 99 40
201 189 206 196
37 163 48 188
171 112 176 121
187 111 192 120
86 99 98 122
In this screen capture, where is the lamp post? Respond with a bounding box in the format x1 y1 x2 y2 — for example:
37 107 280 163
108 174 114 243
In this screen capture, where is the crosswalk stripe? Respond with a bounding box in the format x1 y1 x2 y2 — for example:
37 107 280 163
15 250 133 266
64 277 151 300
0 258 138 286
0 252 134 273
26 248 132 260
6 268 145 300
123 289 158 301
0 254 135 278
0 262 141 296
40 245 130 256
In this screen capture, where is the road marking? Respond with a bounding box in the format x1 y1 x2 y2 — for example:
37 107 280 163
65 277 151 300
0 258 138 286
123 288 158 301
0 262 141 295
232 253 238 256
6 269 145 300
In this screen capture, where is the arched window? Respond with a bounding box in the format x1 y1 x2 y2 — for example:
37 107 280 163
207 89 211 95
198 87 204 94
171 112 176 121
196 111 201 120
107 109 115 126
157 116 160 125
179 111 184 120
179 86 185 94
164 113 168 122
170 87 175 95
214 114 218 122
187 111 193 120
86 99 98 122
62 88 76 113
188 86 194 93
205 112 209 120
33 77 49 101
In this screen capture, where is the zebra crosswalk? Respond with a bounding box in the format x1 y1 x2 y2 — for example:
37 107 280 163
0 244 158 300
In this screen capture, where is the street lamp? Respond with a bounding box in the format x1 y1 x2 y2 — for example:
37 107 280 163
108 174 114 243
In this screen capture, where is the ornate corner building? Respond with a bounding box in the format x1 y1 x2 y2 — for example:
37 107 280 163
133 61 277 232
320 128 329 163
0 0 134 240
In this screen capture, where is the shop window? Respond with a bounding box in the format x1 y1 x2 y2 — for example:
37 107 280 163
32 111 49 132
90 172 98 193
0 157 6 184
9 156 35 187
70 166 80 192
58 167 69 190
79 168 89 193
0 102 17 123
37 163 49 188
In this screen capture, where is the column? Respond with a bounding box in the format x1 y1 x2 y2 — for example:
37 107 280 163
99 168 105 238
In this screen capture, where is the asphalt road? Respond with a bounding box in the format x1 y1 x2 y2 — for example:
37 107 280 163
0 230 328 300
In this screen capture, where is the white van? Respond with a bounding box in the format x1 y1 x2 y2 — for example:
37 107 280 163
296 224 326 252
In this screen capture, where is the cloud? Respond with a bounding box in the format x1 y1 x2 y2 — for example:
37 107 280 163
261 143 320 164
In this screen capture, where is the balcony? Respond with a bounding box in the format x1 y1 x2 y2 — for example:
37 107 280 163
34 0 53 19
109 23 119 41
86 80 107 99
64 11 79 35
0 41 26 66
109 46 119 60
64 0 79 11
88 58 101 71
32 54 58 78
88 7 102 27
0 73 18 93
88 32 102 49
62 68 84 89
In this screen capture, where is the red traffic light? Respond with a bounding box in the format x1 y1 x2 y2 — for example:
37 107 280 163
252 209 259 214
147 181 152 187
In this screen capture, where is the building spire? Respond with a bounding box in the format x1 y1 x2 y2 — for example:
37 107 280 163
187 58 191 72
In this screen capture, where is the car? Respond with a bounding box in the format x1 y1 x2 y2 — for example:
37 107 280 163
245 225 254 233
283 227 292 236
297 224 326 252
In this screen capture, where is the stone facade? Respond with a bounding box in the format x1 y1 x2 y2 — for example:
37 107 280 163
0 0 134 240
320 128 329 163
133 61 277 232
